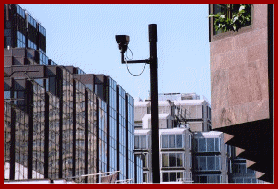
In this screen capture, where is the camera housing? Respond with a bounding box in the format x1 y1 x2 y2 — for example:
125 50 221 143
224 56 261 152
115 35 130 53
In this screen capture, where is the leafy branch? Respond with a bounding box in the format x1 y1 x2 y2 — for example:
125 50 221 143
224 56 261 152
209 4 252 32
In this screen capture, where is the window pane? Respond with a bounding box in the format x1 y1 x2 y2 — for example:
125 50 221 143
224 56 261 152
170 172 176 182
162 135 168 148
169 135 175 148
207 156 215 170
239 164 246 174
199 156 206 170
215 157 220 170
247 168 255 174
177 172 183 180
215 138 220 152
143 173 147 183
176 135 183 148
176 153 183 167
199 176 207 183
198 138 206 152
163 173 169 182
4 91 10 99
141 135 146 149
169 153 176 167
245 178 252 183
134 136 139 149
207 138 214 152
162 154 169 167
209 175 217 183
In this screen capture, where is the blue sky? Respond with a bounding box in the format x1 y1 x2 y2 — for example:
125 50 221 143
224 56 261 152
20 4 211 102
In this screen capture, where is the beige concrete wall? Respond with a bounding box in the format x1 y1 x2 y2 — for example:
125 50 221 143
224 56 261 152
210 4 269 129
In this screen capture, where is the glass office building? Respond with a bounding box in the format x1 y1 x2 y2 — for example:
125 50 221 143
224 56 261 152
118 85 127 181
4 4 46 53
4 4 141 183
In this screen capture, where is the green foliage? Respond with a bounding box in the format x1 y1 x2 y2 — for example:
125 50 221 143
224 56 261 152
209 4 252 32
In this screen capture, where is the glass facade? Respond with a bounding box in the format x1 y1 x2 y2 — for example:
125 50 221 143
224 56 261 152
87 89 98 183
108 78 117 173
4 100 29 180
4 3 140 182
4 67 139 183
17 31 26 48
74 80 86 182
61 68 74 178
135 155 143 183
32 81 46 179
16 4 25 18
98 99 108 177
39 51 49 65
47 92 60 179
4 101 12 179
118 86 127 181
127 94 135 183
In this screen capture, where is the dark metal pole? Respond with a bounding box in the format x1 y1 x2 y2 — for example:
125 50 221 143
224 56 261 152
149 24 160 183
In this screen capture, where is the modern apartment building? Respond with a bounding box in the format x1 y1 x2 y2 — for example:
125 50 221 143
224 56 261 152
4 4 142 183
134 93 211 183
209 4 273 182
192 131 228 183
134 93 263 184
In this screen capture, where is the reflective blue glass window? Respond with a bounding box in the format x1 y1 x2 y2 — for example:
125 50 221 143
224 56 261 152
39 24 46 36
28 39 37 50
17 31 26 48
39 50 49 65
4 91 10 99
17 5 25 18
28 14 37 28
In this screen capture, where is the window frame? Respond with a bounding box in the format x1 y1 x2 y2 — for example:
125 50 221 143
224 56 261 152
161 134 184 149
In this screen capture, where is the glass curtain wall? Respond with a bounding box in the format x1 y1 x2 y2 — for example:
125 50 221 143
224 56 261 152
4 101 12 179
62 68 74 178
127 94 135 183
4 101 29 180
118 86 127 181
14 105 29 180
74 80 86 183
32 81 45 179
47 92 60 179
99 99 108 181
87 90 98 183
108 78 117 174
135 155 143 183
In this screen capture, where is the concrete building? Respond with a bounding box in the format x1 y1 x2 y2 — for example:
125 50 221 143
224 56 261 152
209 4 273 182
4 4 142 183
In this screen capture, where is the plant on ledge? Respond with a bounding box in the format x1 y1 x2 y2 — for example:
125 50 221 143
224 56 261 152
209 4 252 33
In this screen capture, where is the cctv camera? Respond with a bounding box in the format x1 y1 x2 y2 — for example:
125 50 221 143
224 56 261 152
115 35 130 53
